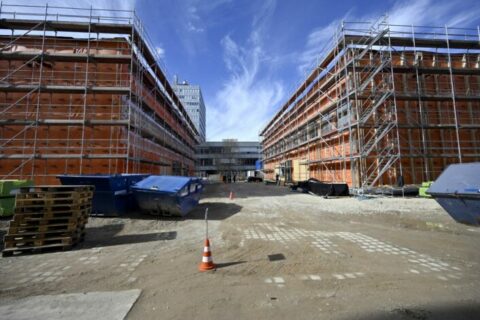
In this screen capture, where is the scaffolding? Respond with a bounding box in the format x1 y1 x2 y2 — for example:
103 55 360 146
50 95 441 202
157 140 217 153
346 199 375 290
260 18 480 191
0 4 199 184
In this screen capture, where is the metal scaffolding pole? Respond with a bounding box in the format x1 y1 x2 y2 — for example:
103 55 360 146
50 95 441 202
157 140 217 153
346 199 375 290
445 25 463 163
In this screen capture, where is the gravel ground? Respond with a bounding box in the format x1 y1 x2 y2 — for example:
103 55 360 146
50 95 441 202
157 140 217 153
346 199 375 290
0 182 479 319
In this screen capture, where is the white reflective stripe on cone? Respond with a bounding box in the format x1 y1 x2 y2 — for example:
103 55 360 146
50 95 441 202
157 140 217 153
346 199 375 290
202 256 212 263
204 247 210 253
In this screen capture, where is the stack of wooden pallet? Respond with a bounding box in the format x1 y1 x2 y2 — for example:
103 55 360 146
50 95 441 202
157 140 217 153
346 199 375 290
2 185 94 257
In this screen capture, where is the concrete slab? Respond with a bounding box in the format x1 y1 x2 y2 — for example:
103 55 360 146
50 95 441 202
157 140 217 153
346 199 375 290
0 289 141 320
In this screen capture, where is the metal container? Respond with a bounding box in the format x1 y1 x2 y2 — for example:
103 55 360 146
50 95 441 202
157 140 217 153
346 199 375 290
132 176 204 216
57 174 149 216
427 163 480 226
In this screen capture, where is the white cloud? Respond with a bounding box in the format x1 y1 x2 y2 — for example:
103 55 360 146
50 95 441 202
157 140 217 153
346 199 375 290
387 0 480 26
5 0 135 12
207 0 284 141
172 0 232 57
155 46 165 59
297 20 340 76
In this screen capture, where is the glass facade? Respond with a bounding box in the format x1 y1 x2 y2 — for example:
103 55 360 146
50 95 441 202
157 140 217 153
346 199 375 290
195 140 261 178
173 79 206 143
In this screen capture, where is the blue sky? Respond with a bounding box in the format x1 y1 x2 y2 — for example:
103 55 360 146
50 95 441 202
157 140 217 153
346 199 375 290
11 0 480 140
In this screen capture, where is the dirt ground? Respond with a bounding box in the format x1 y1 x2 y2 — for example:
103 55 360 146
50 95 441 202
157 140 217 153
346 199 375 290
1 182 479 319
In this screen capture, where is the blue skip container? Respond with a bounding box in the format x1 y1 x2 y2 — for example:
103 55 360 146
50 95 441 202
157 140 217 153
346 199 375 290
132 175 204 217
57 174 150 216
427 163 480 226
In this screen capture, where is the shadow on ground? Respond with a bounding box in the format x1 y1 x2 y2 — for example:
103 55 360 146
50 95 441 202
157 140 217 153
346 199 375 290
120 202 242 221
0 229 6 251
343 302 480 320
215 261 247 269
79 223 176 249
190 202 242 220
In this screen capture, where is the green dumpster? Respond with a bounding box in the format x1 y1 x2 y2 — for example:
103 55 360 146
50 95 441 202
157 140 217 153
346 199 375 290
0 180 33 216
419 181 433 198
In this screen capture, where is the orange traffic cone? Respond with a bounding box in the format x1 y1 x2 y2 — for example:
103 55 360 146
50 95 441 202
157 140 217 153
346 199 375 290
199 238 215 271
229 191 234 200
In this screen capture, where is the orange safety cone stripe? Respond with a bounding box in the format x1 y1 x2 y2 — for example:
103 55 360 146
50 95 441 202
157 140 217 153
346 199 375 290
199 238 216 272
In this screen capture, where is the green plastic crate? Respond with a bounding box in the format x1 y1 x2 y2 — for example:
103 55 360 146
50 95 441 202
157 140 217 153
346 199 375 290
419 181 433 198
0 179 33 216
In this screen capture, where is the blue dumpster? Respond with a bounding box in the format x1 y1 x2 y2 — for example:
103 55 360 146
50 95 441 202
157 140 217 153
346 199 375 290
427 163 480 226
57 174 150 216
132 175 204 216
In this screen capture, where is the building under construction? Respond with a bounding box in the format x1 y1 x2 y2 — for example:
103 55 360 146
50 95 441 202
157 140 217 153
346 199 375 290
260 19 480 191
0 4 199 184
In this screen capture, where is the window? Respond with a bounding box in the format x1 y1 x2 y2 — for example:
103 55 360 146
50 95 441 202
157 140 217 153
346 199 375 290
180 186 189 197
190 183 197 193
337 103 350 129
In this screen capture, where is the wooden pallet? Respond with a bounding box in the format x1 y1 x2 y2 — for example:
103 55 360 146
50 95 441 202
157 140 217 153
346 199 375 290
15 195 93 206
14 203 92 214
7 221 85 234
14 196 92 207
4 232 84 249
13 206 91 215
18 185 94 193
9 214 88 227
2 185 92 257
16 191 93 200
5 225 84 238
2 243 75 257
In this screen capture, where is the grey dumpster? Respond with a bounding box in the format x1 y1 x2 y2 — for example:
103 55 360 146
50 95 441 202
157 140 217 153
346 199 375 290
427 163 480 226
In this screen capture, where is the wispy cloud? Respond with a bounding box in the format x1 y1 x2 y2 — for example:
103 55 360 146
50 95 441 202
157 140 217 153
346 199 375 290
155 46 165 59
185 6 205 33
297 20 340 76
173 0 232 57
3 0 135 11
387 0 480 26
207 0 284 141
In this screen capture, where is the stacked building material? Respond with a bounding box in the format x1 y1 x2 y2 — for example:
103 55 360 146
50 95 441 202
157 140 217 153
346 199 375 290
2 185 94 256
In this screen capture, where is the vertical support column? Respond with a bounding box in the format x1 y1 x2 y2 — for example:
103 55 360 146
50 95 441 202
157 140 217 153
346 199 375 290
445 25 463 163
126 11 136 174
346 25 364 189
411 25 429 181
30 4 48 180
79 6 93 174
386 22 403 189
339 23 357 188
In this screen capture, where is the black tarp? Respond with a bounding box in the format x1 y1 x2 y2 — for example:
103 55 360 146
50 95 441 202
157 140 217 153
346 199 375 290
291 178 349 196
